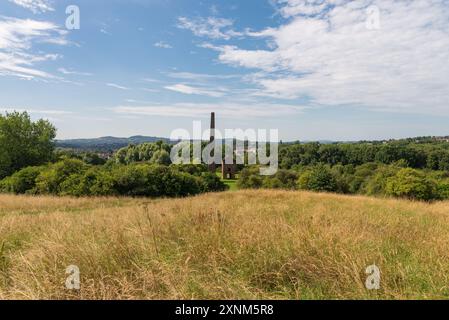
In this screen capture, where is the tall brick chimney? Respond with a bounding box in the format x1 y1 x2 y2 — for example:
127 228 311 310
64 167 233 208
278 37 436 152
209 112 216 173
210 112 215 143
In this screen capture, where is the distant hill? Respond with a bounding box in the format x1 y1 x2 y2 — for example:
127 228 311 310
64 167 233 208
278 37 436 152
56 136 173 151
56 135 449 152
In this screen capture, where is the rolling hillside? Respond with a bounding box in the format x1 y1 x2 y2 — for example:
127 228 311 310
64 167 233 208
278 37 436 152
1 190 449 299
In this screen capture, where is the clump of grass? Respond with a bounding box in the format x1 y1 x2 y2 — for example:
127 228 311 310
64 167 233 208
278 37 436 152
0 191 449 299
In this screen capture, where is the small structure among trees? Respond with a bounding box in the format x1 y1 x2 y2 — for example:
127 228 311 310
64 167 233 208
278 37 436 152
222 156 236 179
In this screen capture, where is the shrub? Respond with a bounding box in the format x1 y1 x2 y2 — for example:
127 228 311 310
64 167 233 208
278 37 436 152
35 159 89 194
111 164 202 197
298 165 338 193
198 172 228 193
0 166 44 194
364 165 399 196
257 170 299 190
60 167 115 196
111 164 158 196
172 164 209 176
348 163 379 194
386 168 437 201
237 167 263 189
436 179 449 200
161 169 201 197
150 150 172 165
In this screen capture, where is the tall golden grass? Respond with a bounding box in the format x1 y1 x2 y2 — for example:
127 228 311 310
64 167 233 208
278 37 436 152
1 190 449 300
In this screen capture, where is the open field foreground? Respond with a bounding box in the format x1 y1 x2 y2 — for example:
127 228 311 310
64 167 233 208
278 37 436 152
1 191 449 300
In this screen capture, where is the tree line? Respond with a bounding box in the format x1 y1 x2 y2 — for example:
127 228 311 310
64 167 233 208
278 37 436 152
2 111 449 201
0 112 226 197
278 141 449 171
239 140 449 201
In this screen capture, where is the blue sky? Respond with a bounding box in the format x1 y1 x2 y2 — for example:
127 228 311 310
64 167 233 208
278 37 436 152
1 0 449 141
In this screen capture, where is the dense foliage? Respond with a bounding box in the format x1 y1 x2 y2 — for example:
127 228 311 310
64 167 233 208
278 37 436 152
113 141 172 165
1 112 449 202
236 140 449 201
279 140 449 171
0 158 227 197
238 161 449 201
0 112 56 179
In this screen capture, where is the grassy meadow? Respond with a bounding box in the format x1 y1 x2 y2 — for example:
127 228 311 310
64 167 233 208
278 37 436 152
1 190 449 300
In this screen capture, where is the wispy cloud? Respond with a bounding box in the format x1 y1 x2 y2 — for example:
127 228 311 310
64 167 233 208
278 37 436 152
0 16 67 79
164 84 228 98
107 83 129 90
154 41 173 49
210 5 219 15
142 77 161 83
113 103 305 118
140 88 159 93
166 71 240 81
58 68 92 76
177 16 242 40
8 0 54 14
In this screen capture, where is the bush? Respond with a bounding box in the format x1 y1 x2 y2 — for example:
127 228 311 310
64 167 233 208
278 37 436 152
298 165 338 193
198 172 228 193
348 163 379 194
437 179 449 199
35 159 89 194
257 170 298 190
111 164 203 197
364 165 399 196
0 166 44 194
386 168 437 201
111 164 161 197
150 150 172 165
60 167 115 196
237 167 263 189
171 164 209 176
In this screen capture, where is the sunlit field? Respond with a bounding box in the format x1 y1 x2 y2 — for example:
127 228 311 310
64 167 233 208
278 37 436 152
1 190 449 300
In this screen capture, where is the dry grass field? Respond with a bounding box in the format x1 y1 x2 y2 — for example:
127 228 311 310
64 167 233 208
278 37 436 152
1 190 449 300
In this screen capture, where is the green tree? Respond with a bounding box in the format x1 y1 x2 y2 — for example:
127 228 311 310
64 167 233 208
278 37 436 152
237 166 263 189
35 158 88 194
150 150 171 165
386 168 437 201
0 112 56 178
0 165 45 194
298 165 338 192
198 172 228 192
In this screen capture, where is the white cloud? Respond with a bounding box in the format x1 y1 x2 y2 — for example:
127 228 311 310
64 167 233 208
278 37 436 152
195 0 449 115
140 88 159 93
58 68 92 76
210 5 219 15
154 41 173 49
107 83 129 90
164 84 228 98
112 103 305 118
8 0 54 14
177 16 242 40
275 0 331 18
0 17 67 79
142 78 160 83
166 71 240 81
